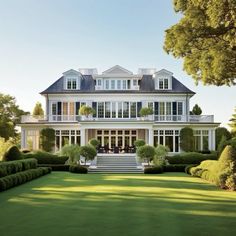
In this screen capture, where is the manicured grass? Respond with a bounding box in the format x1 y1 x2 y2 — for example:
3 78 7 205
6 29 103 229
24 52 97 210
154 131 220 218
0 173 236 236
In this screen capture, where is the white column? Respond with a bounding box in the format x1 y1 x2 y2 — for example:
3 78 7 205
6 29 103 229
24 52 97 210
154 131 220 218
21 129 26 149
148 129 153 146
212 129 216 151
80 128 86 146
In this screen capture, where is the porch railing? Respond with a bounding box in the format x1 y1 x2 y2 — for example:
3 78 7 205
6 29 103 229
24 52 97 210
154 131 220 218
21 114 214 123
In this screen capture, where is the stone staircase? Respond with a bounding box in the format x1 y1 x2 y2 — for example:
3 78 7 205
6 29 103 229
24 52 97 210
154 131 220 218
88 155 143 173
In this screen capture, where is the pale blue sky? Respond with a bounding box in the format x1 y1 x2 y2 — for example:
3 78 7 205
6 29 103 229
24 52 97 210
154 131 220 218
0 0 235 128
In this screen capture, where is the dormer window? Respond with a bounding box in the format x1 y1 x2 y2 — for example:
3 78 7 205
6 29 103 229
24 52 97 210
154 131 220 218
159 78 169 90
67 77 78 90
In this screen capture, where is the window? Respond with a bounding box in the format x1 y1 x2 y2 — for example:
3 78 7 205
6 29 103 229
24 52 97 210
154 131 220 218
159 78 169 90
105 80 109 89
52 103 57 115
130 102 137 118
118 102 122 118
122 80 126 89
133 80 137 86
111 102 116 118
159 79 164 89
177 102 183 115
67 78 77 90
123 102 129 118
111 80 115 89
98 102 104 118
97 79 102 86
117 80 121 90
105 102 111 118
164 79 168 89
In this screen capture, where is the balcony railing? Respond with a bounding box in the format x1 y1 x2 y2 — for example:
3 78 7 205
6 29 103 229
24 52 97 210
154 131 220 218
21 114 214 123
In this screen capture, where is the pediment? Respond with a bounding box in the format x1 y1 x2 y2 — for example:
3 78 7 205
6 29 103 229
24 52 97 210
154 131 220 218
102 65 133 75
154 69 173 77
63 69 81 76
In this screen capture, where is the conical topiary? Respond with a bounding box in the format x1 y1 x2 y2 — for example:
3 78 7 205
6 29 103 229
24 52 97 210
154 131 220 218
218 145 236 173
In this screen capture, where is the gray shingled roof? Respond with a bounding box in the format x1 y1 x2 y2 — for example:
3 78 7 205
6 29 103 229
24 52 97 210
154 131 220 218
40 75 195 95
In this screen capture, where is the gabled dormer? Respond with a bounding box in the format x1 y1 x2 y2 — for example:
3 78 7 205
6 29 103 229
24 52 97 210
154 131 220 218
63 69 82 90
102 65 133 75
153 69 173 90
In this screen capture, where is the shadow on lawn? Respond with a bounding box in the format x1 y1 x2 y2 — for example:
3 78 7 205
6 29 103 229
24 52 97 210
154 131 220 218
0 173 236 236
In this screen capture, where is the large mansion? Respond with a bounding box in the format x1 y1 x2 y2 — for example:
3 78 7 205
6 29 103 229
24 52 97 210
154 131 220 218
20 65 219 153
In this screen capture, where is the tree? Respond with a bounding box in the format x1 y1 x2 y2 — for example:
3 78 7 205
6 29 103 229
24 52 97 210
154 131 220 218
0 93 29 140
79 145 97 165
215 127 231 150
229 107 236 132
139 107 153 118
164 0 236 86
190 104 202 115
180 127 194 152
40 128 55 152
61 144 81 165
79 105 94 118
32 102 44 117
134 139 146 148
137 145 156 166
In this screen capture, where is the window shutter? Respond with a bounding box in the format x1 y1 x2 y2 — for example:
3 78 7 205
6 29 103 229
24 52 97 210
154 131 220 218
172 102 177 115
92 102 97 118
76 102 80 115
154 102 159 115
137 102 142 117
57 102 61 115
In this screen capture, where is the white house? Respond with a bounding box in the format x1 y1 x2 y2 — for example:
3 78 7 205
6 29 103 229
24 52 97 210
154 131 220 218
19 65 219 154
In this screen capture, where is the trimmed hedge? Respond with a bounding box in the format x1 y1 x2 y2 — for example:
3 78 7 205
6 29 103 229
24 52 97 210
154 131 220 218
163 164 188 172
144 166 164 174
23 151 68 164
166 152 217 165
38 164 70 171
0 158 37 178
69 165 88 174
188 145 236 190
2 145 22 162
0 167 51 192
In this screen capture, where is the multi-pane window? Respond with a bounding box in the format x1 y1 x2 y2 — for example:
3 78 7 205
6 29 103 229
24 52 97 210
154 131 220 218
67 78 77 90
164 79 168 89
117 80 121 89
97 79 102 86
130 102 137 118
122 80 127 89
105 80 109 89
98 102 104 118
105 102 111 118
52 103 57 115
118 102 122 118
123 102 129 118
159 78 169 90
177 102 183 115
111 80 115 89
111 102 116 118
133 80 137 86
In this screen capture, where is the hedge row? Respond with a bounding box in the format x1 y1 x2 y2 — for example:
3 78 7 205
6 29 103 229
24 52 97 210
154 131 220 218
187 145 236 190
0 167 51 192
23 151 68 164
163 164 189 172
69 165 88 174
166 152 217 164
144 166 164 174
0 158 37 178
38 164 70 171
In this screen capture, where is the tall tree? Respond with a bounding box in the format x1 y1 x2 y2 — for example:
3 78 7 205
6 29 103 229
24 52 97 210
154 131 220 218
229 107 236 132
164 0 236 86
0 93 29 140
32 102 44 117
190 104 202 115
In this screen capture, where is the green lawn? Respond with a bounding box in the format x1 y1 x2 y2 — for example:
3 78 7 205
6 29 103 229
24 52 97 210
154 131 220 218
0 173 236 236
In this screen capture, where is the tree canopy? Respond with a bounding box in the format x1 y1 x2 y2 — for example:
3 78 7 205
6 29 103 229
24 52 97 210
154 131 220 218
32 102 44 117
229 107 236 132
0 93 28 140
190 104 202 115
164 0 236 86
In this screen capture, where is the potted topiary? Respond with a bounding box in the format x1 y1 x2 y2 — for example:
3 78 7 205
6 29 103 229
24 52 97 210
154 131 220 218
137 145 156 166
79 105 95 120
139 107 153 120
79 144 97 166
